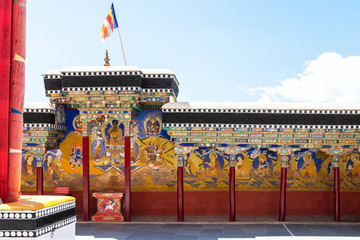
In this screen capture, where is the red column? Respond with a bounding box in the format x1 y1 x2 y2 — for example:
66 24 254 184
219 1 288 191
7 0 26 203
0 0 12 204
279 156 287 222
177 155 184 222
36 166 43 195
124 135 131 221
82 136 90 221
333 156 340 222
229 164 235 222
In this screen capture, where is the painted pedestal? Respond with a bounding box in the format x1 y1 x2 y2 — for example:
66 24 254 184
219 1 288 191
92 192 124 221
0 195 76 239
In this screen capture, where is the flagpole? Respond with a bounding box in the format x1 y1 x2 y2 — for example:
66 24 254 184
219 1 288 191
117 28 127 66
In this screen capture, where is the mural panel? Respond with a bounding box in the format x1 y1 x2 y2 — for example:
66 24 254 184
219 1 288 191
20 106 360 192
130 110 176 191
89 116 125 191
20 150 38 190
183 148 230 190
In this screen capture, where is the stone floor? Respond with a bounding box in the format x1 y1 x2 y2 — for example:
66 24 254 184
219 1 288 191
75 216 360 240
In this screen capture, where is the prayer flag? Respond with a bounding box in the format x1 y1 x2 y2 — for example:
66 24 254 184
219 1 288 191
100 3 118 41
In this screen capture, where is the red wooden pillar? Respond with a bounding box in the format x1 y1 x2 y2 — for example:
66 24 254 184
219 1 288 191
229 156 235 222
36 166 43 195
333 156 340 222
279 156 288 222
177 155 184 222
7 0 26 203
82 136 90 221
124 123 131 221
0 0 12 204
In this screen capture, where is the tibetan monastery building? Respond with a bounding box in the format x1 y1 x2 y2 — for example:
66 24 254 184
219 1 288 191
21 65 360 222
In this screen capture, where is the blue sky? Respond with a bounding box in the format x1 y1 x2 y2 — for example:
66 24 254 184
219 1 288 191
26 1 360 104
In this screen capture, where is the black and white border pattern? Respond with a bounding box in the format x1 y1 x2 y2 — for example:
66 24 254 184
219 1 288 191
43 74 61 79
0 216 76 238
162 108 360 115
163 123 360 130
44 71 177 80
54 71 143 77
24 108 55 114
45 87 175 97
23 123 67 131
63 86 142 92
45 90 62 95
0 201 75 220
142 89 173 93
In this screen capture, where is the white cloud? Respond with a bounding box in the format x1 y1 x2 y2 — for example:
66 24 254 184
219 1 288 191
250 52 360 103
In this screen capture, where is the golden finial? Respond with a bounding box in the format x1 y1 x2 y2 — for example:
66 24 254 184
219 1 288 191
104 50 110 66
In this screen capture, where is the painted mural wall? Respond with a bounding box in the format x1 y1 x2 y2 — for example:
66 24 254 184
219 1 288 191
180 147 360 191
21 106 360 192
21 107 177 192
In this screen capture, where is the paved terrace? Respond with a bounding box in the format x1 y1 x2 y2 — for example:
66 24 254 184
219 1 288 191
75 216 360 240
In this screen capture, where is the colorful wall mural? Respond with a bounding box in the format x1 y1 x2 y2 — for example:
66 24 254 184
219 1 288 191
179 147 360 191
21 150 38 189
21 107 177 192
21 106 360 192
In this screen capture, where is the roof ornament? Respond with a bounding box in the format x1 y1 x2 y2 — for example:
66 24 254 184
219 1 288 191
104 50 110 66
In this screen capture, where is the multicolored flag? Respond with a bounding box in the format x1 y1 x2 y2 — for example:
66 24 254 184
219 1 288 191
100 3 118 41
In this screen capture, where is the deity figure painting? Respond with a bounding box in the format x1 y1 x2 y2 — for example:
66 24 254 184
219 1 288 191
146 117 160 135
234 153 251 178
203 152 225 177
298 153 317 178
252 151 274 178
55 104 66 126
135 111 163 138
44 150 63 185
327 160 335 177
92 139 105 161
22 153 36 178
73 115 84 133
145 140 160 163
131 135 176 191
184 155 198 176
107 120 124 146
69 147 83 168
345 153 360 180
111 146 123 162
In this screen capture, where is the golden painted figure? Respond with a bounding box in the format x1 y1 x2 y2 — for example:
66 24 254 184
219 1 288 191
299 153 317 178
94 140 102 160
23 154 36 177
107 120 123 146
235 155 251 178
185 157 197 176
44 155 62 184
205 152 223 177
345 153 360 180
